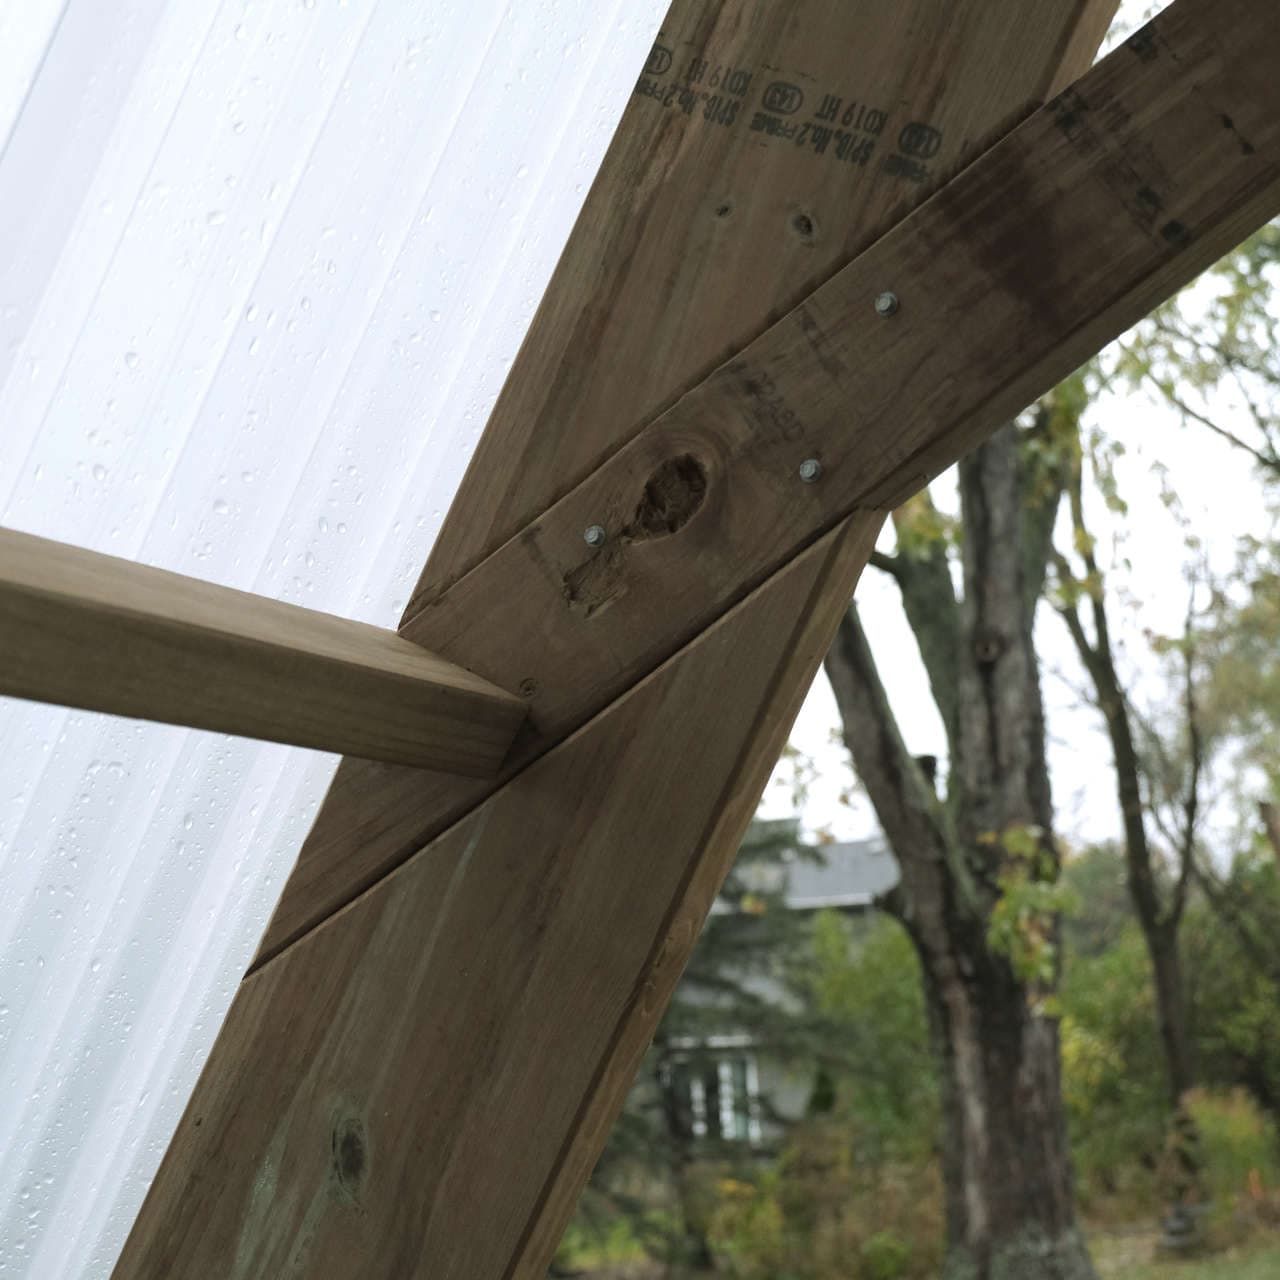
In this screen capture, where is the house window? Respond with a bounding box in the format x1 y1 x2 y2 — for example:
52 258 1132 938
669 1052 762 1145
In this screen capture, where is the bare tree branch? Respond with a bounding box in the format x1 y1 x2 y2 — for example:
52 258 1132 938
868 549 902 579
1170 596 1203 927
886 494 963 749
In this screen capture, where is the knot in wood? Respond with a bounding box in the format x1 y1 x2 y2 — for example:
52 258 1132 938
627 455 707 541
973 628 1007 666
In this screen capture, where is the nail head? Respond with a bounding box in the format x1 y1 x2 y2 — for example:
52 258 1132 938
583 524 607 547
875 291 900 317
799 458 823 484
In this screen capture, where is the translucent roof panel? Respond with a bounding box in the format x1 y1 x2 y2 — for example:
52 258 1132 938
0 1 664 1275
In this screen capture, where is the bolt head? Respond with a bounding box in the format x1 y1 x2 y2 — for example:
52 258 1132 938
583 524 607 547
874 290 900 317
798 458 822 484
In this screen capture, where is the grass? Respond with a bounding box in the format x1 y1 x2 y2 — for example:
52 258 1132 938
1099 1241 1280 1280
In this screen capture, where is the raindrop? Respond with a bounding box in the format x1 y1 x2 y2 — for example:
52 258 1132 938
92 464 107 482
212 498 230 515
123 351 140 369
207 210 226 226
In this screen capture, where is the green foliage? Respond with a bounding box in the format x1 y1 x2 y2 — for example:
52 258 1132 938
1200 544 1280 784
892 491 959 561
982 825 1079 990
1186 1090 1280 1210
706 1174 790 1279
1061 844 1134 958
800 912 938 1164
1182 883 1280 1120
1108 222 1280 477
1059 922 1168 1216
860 1231 912 1280
704 1126 945 1280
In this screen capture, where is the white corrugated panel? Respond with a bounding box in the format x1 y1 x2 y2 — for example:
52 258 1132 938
0 2 664 1275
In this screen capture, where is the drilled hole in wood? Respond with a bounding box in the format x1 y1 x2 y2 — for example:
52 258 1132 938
627 455 708 541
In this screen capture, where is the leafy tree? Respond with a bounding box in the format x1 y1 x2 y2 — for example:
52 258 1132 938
1051 427 1204 1120
824 401 1099 1279
1110 225 1280 481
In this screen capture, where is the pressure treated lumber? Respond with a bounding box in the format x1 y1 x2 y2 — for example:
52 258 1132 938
114 520 880 1280
0 527 524 773
262 0 1280 960
116 2 1129 1278
260 0 1124 959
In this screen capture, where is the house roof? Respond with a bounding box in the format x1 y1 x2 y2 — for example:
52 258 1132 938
782 838 900 910
727 836 899 912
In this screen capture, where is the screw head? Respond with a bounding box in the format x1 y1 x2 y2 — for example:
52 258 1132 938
798 458 822 484
874 290 900 318
583 523 607 547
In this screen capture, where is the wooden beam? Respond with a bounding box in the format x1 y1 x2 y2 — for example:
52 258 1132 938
0 527 525 774
258 0 1127 960
115 1 1131 1277
113 519 877 1280
258 0 1280 960
403 0 1280 750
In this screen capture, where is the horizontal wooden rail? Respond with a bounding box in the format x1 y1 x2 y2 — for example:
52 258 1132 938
0 528 525 774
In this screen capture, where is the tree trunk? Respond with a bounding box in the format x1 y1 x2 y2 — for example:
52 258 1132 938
1150 921 1195 1102
825 423 1097 1279
926 953 1095 1280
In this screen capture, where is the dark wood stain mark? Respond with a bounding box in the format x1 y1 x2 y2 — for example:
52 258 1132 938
331 1115 368 1205
1222 113 1257 156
